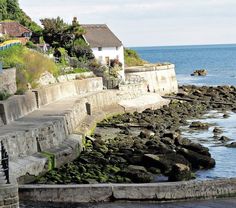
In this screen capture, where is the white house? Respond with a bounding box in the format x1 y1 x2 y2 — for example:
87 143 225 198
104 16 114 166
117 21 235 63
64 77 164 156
82 24 125 79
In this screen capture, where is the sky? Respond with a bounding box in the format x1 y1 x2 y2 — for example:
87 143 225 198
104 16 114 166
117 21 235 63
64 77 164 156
19 0 236 47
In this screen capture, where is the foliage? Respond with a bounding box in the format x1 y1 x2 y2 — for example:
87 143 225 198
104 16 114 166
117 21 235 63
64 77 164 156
0 0 42 34
0 45 58 90
41 17 94 62
0 90 10 100
25 41 37 49
124 48 146 67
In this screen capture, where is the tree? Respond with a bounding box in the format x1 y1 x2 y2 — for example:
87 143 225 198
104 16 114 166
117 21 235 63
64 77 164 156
6 0 20 19
0 0 8 20
40 17 69 47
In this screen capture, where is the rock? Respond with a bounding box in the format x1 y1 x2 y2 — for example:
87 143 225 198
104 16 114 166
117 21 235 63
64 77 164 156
189 121 209 130
127 165 148 173
226 142 236 148
223 113 230 118
139 130 155 138
191 69 207 76
177 147 215 169
168 163 192 182
37 71 57 86
213 127 223 134
143 154 172 173
119 165 153 183
182 142 211 157
219 136 231 143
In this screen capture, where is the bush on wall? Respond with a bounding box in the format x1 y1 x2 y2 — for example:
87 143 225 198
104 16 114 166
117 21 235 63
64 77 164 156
0 45 58 90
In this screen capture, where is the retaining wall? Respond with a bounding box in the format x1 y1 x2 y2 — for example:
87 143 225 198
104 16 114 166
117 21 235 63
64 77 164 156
0 77 103 126
0 91 37 126
0 68 17 95
19 179 236 203
0 184 19 208
35 77 103 107
125 64 178 95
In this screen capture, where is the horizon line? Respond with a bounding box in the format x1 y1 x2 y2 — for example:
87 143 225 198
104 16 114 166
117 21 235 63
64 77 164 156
127 42 236 48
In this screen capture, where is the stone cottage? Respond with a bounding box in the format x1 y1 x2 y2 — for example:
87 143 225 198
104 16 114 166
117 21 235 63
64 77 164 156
82 24 125 79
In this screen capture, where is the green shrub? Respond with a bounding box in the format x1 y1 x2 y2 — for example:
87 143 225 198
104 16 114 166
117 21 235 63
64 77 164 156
0 45 59 90
124 48 146 67
0 90 10 101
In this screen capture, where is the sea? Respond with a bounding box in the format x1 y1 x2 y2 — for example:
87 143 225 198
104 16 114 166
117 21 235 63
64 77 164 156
21 44 236 207
131 44 236 86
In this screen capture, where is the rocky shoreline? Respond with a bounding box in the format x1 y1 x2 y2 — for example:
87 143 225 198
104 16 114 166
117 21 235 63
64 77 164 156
36 85 236 185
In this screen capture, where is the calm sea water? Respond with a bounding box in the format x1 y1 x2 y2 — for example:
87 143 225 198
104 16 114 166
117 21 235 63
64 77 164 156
132 44 236 179
132 44 236 86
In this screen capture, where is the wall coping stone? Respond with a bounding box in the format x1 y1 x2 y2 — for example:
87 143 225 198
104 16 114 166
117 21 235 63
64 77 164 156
19 178 236 203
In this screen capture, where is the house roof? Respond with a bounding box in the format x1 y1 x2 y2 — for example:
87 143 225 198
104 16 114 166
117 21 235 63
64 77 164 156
81 24 122 48
0 22 32 37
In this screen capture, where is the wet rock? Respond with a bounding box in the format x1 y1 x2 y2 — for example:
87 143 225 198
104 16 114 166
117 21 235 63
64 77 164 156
219 136 231 143
119 165 153 183
168 163 192 182
189 121 209 130
226 142 236 148
223 113 230 118
191 69 207 76
143 154 172 173
213 127 223 134
182 142 211 157
177 147 215 169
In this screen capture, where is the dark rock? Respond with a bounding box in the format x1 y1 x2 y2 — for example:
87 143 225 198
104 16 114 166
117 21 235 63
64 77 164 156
226 142 236 148
189 121 209 130
213 127 223 134
119 165 153 183
191 69 207 76
219 136 231 142
177 147 215 169
223 113 230 118
168 163 192 182
143 154 172 173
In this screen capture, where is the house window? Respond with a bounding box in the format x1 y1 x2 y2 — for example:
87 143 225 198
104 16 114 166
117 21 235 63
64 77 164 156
116 46 119 50
98 47 102 51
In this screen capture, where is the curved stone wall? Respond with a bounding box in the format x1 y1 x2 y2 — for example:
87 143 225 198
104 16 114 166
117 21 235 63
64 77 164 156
125 64 178 95
19 178 236 203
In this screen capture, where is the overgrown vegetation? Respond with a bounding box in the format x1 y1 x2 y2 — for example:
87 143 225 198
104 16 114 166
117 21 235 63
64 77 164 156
124 48 146 67
0 0 42 34
0 45 58 90
0 90 10 100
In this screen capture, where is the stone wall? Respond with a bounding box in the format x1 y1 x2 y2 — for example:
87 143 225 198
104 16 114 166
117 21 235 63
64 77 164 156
125 64 178 95
0 184 19 208
35 77 103 107
19 178 236 203
0 68 17 95
0 91 37 126
0 77 103 126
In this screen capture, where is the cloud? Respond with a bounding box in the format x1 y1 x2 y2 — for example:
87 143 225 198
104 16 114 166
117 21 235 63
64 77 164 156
19 0 236 46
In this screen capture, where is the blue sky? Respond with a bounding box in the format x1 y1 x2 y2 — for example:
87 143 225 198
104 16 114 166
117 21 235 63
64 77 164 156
19 0 236 47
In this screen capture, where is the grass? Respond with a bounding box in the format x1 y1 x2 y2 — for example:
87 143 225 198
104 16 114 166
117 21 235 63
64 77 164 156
124 48 147 67
0 45 59 90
